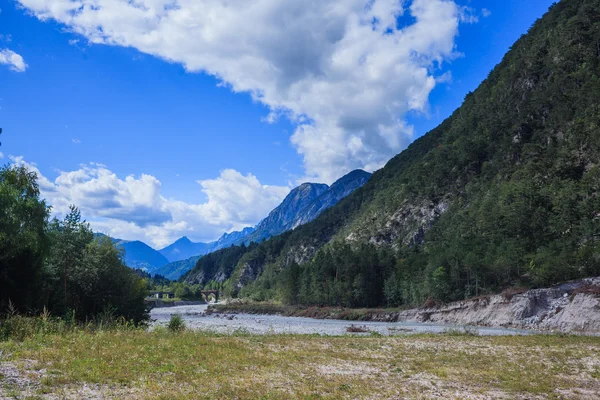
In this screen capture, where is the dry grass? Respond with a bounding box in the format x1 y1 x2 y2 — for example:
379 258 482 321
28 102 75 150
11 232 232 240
1 330 600 399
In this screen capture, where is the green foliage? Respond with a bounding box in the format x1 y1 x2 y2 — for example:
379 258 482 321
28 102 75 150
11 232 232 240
0 165 50 312
0 165 149 324
45 208 149 323
182 243 257 288
167 314 186 332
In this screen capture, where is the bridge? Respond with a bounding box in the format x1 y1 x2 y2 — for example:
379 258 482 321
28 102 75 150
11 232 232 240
201 290 219 303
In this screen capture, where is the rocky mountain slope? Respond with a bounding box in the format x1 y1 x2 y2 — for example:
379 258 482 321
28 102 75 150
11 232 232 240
185 0 600 307
211 227 256 251
210 169 371 251
292 170 372 227
240 183 329 245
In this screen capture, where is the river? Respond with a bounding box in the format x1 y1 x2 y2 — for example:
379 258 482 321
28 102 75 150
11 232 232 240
150 304 536 336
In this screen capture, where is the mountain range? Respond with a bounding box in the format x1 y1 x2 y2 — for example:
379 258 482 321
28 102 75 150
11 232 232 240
107 169 371 279
181 0 600 307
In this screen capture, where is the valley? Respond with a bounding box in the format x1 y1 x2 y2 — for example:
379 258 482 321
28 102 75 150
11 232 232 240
112 169 372 280
2 0 600 399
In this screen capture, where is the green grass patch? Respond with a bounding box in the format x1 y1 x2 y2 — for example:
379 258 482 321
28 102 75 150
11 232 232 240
1 328 600 399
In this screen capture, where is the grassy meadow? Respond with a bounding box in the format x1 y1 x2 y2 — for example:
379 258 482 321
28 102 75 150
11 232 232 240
1 325 600 399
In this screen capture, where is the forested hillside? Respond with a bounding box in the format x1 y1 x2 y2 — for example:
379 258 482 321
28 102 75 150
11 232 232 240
184 0 600 307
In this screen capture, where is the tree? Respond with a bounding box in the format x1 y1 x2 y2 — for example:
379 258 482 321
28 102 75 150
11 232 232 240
0 165 50 312
45 207 149 323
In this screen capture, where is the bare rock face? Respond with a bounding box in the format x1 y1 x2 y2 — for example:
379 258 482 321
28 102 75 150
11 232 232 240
242 170 371 246
396 277 600 333
235 259 266 289
348 199 450 247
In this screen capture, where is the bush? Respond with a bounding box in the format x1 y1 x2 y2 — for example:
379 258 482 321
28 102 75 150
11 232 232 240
345 324 370 333
168 314 186 332
501 287 527 301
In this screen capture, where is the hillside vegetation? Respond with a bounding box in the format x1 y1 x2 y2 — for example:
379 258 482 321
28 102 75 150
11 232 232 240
184 0 600 307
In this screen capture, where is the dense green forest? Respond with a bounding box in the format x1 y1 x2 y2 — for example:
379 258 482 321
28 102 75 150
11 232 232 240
184 0 600 308
0 165 148 323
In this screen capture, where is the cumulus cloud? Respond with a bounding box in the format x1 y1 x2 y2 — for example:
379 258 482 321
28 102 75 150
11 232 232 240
0 48 27 72
16 0 472 182
9 156 290 247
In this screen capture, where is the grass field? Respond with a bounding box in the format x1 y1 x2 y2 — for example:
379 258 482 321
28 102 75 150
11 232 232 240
2 329 600 399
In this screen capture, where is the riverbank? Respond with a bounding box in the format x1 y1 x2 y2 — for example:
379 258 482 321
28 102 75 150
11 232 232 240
208 277 600 334
207 302 404 321
153 304 534 336
2 329 600 399
148 299 207 308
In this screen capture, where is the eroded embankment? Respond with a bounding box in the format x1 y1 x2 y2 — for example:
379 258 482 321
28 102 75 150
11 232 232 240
397 278 600 333
211 277 600 333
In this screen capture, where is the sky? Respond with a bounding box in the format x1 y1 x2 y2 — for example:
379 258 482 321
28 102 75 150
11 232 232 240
0 0 555 248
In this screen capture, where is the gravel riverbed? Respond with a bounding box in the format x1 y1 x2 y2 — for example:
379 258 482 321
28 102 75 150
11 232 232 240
151 304 536 336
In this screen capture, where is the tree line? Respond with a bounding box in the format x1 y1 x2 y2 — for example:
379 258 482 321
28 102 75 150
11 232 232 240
0 165 148 323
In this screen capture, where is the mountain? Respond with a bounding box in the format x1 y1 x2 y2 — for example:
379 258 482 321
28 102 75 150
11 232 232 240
182 170 371 283
159 236 213 263
153 255 202 281
221 170 372 248
94 233 169 272
184 0 600 307
211 227 256 251
292 169 372 227
241 182 329 245
118 240 169 272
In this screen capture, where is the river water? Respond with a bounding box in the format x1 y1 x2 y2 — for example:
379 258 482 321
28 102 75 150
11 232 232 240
150 304 535 336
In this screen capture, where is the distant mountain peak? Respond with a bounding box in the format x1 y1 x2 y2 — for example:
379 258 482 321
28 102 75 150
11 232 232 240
159 236 213 263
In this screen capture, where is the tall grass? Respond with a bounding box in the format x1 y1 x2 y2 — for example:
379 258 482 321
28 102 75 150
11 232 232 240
0 305 142 342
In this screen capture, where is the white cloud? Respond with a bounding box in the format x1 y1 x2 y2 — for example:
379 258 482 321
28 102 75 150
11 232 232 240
482 8 492 18
458 6 480 24
0 48 27 72
72 138 81 144
9 156 290 248
0 152 4 159
16 0 469 183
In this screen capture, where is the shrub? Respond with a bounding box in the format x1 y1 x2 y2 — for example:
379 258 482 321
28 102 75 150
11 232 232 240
346 324 370 333
168 314 186 332
501 287 527 301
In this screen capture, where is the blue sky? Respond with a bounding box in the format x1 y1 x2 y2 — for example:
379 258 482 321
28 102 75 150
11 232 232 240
0 0 555 247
